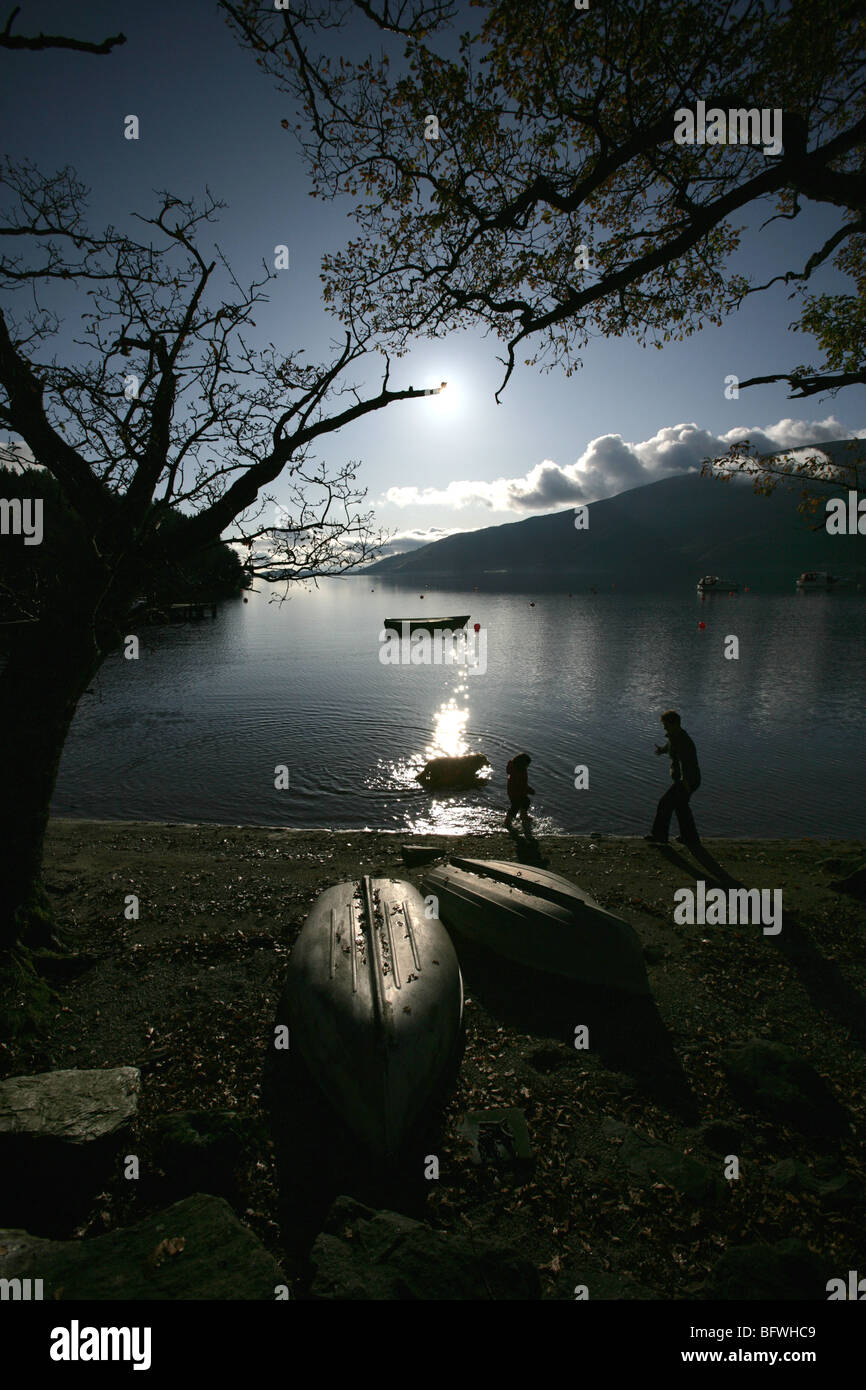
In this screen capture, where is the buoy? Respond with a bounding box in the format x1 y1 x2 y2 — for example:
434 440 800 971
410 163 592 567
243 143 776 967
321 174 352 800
698 620 706 630
473 622 481 632
529 601 535 607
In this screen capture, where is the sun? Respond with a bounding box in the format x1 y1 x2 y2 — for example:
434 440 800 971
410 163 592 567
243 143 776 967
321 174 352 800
428 378 461 420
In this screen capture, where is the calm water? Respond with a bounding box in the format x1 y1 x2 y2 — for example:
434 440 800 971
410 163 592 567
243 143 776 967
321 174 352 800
51 579 866 838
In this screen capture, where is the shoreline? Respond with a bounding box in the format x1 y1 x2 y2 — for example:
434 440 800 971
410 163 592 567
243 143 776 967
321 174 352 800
47 816 842 843
6 818 863 1300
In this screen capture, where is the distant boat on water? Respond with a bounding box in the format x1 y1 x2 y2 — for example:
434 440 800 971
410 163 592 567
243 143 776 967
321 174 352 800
383 614 469 633
697 575 740 594
796 571 845 591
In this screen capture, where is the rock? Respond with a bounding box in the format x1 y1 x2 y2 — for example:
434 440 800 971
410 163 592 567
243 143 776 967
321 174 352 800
815 1172 864 1206
705 1238 824 1300
0 1067 140 1235
0 1193 285 1300
720 1039 849 1136
150 1111 264 1204
829 865 866 902
817 855 853 875
310 1195 540 1300
528 1046 571 1074
457 1108 533 1170
766 1158 819 1193
571 1265 660 1300
603 1119 719 1200
695 1120 747 1154
416 753 490 788
0 1066 139 1143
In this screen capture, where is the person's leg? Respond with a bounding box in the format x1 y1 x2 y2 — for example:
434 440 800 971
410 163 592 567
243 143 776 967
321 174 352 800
518 795 532 831
651 785 677 840
674 786 699 842
505 799 516 828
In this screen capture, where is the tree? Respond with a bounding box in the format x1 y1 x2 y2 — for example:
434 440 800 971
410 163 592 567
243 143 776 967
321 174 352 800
224 0 866 400
0 162 442 995
0 5 125 54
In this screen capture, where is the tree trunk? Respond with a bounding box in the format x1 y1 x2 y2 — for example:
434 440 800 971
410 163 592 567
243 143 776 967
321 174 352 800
0 620 102 949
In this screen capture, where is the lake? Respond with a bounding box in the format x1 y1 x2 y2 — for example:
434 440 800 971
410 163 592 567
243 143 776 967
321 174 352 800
51 578 866 838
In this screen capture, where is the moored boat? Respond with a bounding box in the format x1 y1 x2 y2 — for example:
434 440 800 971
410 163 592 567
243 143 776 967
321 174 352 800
283 875 463 1156
423 858 650 995
697 575 740 593
796 571 845 591
383 614 470 632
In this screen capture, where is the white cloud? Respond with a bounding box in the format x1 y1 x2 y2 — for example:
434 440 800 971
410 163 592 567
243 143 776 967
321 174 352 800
382 416 863 514
373 526 464 558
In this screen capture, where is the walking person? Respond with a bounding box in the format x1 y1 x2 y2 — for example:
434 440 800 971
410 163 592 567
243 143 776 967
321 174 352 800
505 751 534 835
645 710 701 846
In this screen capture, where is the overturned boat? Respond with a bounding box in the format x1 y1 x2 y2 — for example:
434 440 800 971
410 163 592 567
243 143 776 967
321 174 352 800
283 876 464 1156
423 858 650 996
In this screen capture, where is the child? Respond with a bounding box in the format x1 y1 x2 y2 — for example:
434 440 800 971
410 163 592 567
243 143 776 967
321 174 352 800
505 752 534 833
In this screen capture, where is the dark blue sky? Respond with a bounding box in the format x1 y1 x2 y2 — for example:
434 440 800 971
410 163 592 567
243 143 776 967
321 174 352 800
3 0 864 543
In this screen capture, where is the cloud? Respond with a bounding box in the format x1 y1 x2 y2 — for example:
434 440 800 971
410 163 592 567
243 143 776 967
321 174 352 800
382 416 863 514
373 526 464 559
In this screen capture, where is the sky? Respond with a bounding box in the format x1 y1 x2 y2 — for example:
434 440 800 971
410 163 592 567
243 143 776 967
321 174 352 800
2 0 865 552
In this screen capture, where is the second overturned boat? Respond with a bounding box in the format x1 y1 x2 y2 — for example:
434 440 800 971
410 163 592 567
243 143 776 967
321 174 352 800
283 876 464 1156
423 858 650 995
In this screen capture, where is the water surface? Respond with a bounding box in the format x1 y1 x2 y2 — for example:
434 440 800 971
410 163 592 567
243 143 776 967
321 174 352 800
51 578 866 838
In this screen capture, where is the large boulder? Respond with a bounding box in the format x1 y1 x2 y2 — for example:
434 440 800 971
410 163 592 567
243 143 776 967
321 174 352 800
720 1040 849 1136
704 1238 825 1300
310 1195 540 1299
602 1119 720 1201
0 1193 285 1300
149 1110 266 1205
829 864 866 902
0 1067 140 1234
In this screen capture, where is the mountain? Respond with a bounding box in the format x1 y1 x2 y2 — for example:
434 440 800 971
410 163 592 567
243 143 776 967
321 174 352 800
369 441 866 588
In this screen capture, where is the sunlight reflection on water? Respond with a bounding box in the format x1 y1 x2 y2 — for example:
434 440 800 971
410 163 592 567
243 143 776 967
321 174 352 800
369 677 503 834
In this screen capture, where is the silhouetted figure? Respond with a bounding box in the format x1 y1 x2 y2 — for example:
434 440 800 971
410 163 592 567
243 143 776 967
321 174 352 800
505 752 534 834
645 710 701 846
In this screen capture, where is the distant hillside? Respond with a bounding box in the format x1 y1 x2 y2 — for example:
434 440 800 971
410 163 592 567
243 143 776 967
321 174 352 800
370 441 866 588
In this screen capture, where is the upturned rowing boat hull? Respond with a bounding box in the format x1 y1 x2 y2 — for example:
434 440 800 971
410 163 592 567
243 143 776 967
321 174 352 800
284 876 464 1156
424 858 650 995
